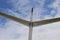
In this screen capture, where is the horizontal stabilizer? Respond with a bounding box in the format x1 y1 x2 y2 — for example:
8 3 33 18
0 12 60 27
33 17 60 26
0 12 30 26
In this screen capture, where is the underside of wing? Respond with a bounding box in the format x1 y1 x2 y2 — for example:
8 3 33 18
0 12 30 26
33 17 60 27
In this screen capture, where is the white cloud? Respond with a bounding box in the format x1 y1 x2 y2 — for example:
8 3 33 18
48 0 60 18
32 8 48 21
10 0 29 6
41 0 60 20
33 0 45 7
0 20 29 40
33 21 60 40
8 0 31 21
0 0 60 40
48 0 60 8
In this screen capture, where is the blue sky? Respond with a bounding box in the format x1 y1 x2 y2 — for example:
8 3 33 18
0 0 60 40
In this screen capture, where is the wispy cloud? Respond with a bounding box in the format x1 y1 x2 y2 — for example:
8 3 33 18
8 0 31 21
0 0 60 40
47 0 60 17
33 0 60 21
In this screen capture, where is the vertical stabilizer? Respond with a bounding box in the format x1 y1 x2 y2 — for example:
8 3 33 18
29 8 33 40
